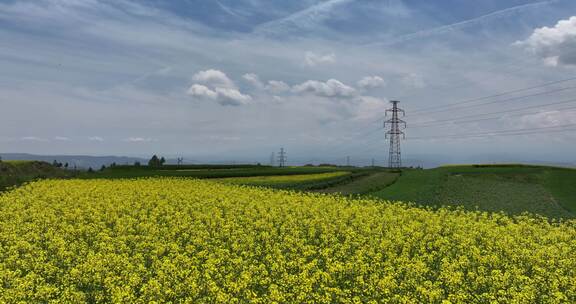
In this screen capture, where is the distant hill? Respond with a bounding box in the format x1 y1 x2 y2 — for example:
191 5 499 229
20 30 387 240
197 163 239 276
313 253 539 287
0 153 146 169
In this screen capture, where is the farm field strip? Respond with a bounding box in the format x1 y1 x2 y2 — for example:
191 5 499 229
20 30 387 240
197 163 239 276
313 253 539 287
373 166 576 218
318 172 400 195
0 178 574 303
215 171 351 186
90 166 345 180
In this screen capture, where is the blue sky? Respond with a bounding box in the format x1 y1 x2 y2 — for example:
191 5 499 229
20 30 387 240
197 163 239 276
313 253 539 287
1 0 576 165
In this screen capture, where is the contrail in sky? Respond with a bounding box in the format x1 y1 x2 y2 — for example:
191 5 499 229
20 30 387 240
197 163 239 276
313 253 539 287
215 0 243 18
254 0 355 36
367 0 558 47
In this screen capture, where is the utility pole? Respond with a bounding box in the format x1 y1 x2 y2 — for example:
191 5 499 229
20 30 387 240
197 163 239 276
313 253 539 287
371 158 375 168
384 100 406 169
277 148 287 168
270 152 275 166
346 156 350 167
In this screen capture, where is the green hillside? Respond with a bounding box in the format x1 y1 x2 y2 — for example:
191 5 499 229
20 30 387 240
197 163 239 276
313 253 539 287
0 161 73 191
371 165 576 219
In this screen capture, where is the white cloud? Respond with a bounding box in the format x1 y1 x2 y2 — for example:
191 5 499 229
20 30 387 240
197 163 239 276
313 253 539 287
88 136 104 142
293 79 357 99
266 80 290 93
189 70 252 106
213 87 252 106
187 84 252 106
187 84 219 100
401 73 426 88
357 76 386 89
304 51 336 67
518 110 576 128
192 69 236 88
517 16 576 67
54 136 71 141
126 137 155 142
242 73 264 89
20 136 48 142
243 73 289 94
354 96 389 120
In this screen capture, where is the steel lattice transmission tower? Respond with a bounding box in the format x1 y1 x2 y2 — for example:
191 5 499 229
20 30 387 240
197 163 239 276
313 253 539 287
277 148 287 168
384 100 406 168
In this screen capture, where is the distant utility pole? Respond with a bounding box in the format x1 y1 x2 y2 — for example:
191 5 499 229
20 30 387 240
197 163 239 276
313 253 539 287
177 157 184 165
277 148 287 168
270 152 276 166
384 100 406 169
346 156 350 167
371 158 375 167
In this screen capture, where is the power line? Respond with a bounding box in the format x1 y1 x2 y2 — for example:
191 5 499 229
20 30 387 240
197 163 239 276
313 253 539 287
352 83 575 137
370 77 576 127
409 76 576 115
413 128 576 140
412 107 576 129
409 123 576 140
410 97 576 128
409 85 576 117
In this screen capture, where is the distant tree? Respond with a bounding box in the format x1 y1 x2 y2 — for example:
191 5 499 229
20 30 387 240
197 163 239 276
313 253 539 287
160 157 166 166
0 156 2 162
64 163 69 169
111 162 117 167
134 161 141 167
148 155 161 167
52 160 59 167
100 165 106 171
87 167 94 173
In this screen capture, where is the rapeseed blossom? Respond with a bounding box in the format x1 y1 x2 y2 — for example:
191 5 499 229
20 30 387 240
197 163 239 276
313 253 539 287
0 178 574 303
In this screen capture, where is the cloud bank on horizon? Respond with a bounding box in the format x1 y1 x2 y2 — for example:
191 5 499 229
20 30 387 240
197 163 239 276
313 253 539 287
1 0 576 163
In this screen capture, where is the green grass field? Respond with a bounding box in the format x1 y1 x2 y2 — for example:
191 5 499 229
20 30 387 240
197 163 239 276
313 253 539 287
2 160 35 165
372 165 576 218
317 172 400 195
0 161 73 191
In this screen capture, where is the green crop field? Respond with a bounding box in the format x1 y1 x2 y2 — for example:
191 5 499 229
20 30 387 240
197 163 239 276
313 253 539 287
0 178 574 303
88 165 347 180
2 160 35 165
215 171 351 189
372 165 576 218
317 172 400 195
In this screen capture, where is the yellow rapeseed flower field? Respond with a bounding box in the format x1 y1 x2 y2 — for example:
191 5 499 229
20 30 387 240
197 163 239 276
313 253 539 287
0 178 574 303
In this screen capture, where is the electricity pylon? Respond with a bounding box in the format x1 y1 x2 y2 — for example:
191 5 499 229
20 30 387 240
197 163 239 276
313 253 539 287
384 100 406 168
277 148 287 167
